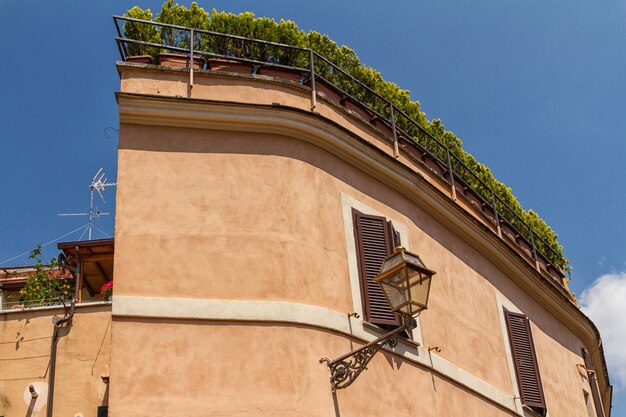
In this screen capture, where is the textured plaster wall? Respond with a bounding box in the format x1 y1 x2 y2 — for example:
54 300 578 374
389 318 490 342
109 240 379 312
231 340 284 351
115 124 517 391
110 319 515 417
0 305 111 417
112 69 596 416
115 125 352 312
118 66 462 212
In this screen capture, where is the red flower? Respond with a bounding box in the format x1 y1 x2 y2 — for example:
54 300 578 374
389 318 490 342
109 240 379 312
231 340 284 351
100 281 113 301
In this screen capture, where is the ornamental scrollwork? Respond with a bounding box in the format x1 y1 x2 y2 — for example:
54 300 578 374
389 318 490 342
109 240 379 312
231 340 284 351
319 325 407 392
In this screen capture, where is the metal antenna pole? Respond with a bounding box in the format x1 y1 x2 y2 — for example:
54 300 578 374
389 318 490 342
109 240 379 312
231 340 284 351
88 185 94 240
58 168 116 241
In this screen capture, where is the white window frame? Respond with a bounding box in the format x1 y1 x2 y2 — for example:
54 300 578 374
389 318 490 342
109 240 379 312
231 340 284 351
340 192 423 344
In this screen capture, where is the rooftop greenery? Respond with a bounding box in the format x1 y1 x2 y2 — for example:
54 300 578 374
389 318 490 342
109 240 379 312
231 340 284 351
123 1 569 273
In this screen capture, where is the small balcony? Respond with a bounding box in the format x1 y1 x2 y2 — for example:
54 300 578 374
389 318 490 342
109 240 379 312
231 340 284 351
0 239 114 312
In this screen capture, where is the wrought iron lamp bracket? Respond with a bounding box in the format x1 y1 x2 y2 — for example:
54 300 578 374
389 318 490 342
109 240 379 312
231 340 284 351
320 317 417 392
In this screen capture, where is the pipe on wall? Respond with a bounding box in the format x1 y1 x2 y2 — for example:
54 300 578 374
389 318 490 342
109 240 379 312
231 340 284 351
46 246 81 417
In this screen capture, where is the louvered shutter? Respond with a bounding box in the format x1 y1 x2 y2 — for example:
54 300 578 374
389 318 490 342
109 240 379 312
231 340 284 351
582 348 606 417
504 310 546 415
387 220 402 249
353 209 401 326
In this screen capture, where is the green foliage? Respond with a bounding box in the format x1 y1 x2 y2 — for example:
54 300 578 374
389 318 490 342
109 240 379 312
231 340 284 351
124 6 161 57
123 3 569 270
19 245 73 306
156 1 209 51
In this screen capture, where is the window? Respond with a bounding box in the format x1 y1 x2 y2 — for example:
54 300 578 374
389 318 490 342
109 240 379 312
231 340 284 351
582 348 605 417
504 309 546 416
352 208 402 327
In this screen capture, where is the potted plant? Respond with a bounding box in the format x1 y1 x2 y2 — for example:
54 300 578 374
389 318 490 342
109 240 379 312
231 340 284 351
203 11 258 75
252 21 308 82
340 95 373 121
304 77 343 103
369 115 394 137
157 53 204 69
206 57 253 74
256 64 305 83
100 281 113 302
123 7 161 65
155 1 208 69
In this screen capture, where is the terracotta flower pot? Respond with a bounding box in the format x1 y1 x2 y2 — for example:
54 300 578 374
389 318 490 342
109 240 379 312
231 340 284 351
257 66 304 83
423 155 446 179
157 53 204 69
482 205 498 227
547 264 563 284
399 137 426 160
208 58 253 74
370 116 394 138
499 221 517 243
464 188 485 211
312 78 343 103
340 96 373 121
126 55 153 65
517 237 534 260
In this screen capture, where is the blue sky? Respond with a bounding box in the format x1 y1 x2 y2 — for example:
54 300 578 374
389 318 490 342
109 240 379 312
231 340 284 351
0 1 624 414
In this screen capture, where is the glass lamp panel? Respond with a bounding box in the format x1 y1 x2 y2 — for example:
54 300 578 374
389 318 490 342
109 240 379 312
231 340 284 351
380 251 405 275
397 301 414 316
378 268 409 311
407 272 432 309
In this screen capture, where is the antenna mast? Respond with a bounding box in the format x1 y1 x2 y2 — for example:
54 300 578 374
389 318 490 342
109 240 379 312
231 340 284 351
58 168 117 240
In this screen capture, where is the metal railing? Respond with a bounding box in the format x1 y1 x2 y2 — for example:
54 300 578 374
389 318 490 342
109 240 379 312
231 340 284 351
1 297 66 310
0 296 109 312
112 16 567 284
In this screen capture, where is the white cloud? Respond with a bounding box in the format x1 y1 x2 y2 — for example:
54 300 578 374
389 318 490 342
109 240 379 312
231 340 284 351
580 272 626 390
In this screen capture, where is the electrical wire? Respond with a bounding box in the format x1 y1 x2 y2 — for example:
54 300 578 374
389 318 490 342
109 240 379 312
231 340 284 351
0 224 89 266
91 224 112 239
78 226 89 241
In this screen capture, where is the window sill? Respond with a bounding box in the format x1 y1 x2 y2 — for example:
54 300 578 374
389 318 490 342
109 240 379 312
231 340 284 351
362 320 421 349
522 404 545 417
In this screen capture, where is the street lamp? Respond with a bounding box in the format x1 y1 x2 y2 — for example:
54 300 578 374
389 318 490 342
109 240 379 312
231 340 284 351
320 246 436 391
375 246 435 317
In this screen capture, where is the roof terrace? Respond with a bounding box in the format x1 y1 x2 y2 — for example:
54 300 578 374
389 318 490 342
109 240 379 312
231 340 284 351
113 15 572 301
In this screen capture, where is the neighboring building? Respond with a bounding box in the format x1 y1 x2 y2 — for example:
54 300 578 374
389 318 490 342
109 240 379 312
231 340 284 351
0 240 113 417
0 19 612 417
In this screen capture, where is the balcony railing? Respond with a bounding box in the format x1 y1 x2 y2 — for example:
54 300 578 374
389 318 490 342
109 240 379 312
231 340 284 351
112 16 568 290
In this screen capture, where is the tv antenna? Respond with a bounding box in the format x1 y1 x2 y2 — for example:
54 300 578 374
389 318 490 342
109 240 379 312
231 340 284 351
58 168 117 240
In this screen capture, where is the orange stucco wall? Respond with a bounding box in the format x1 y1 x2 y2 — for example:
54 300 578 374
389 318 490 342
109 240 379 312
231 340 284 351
110 319 515 417
109 65 601 416
0 304 111 417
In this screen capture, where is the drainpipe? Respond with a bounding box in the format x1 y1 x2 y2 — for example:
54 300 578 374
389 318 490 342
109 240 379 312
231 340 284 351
46 246 81 417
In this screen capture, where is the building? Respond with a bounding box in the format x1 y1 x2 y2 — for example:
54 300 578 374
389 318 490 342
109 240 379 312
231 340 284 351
0 17 612 417
0 240 113 417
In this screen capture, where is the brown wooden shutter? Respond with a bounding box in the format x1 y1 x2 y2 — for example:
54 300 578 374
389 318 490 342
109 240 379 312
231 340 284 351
353 209 400 326
582 348 607 417
504 310 546 415
387 220 402 249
